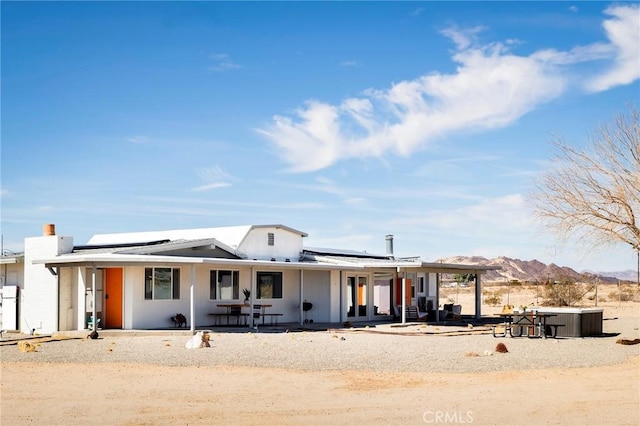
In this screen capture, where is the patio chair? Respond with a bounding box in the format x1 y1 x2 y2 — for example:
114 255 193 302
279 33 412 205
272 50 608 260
443 304 462 321
452 305 462 320
406 306 428 321
229 306 247 325
392 305 402 320
252 305 261 330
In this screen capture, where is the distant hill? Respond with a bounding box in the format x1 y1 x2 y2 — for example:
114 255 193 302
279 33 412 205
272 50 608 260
435 255 627 284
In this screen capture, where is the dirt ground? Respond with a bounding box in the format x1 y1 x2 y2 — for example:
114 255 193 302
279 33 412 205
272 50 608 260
1 357 638 425
2 284 639 425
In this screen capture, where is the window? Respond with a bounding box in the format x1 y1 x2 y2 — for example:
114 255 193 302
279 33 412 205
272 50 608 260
257 271 282 299
144 267 180 300
210 270 240 300
267 232 275 246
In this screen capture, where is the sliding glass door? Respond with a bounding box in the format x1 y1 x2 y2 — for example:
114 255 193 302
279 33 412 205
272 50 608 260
346 275 368 319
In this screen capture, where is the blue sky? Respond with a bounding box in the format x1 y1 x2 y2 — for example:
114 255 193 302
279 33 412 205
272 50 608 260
1 2 639 273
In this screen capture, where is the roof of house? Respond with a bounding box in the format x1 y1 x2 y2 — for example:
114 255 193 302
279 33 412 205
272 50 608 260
34 224 500 274
86 224 307 248
0 254 24 264
73 238 242 258
303 247 390 259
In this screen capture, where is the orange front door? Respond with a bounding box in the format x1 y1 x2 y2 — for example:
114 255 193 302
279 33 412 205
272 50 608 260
395 278 412 305
104 268 123 329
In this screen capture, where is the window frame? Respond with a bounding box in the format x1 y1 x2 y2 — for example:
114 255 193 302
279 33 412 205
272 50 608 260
144 267 180 300
209 269 240 300
256 271 283 299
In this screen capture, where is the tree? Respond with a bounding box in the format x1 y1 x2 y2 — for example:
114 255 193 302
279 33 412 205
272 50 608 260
531 106 640 257
453 273 475 284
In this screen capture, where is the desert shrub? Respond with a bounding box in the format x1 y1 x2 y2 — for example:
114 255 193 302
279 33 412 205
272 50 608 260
607 285 640 302
542 280 594 306
483 290 503 306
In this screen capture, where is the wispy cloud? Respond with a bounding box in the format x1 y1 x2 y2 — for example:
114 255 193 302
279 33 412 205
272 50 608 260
585 5 640 92
0 188 9 198
410 7 424 17
127 135 152 144
257 5 639 173
208 53 242 72
190 182 232 192
340 60 358 67
189 165 235 192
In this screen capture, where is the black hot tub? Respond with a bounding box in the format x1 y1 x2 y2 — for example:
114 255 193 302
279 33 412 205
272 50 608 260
534 307 604 337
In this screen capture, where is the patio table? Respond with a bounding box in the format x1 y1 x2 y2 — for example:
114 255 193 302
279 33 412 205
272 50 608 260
215 303 273 325
493 312 558 338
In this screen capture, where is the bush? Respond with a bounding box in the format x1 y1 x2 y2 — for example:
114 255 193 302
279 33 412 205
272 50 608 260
607 285 640 302
542 280 594 306
483 290 503 306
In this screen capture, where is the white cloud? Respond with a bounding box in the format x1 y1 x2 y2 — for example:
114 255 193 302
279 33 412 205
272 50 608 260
127 135 151 144
439 25 486 50
190 182 232 192
190 165 235 192
0 188 9 198
340 60 358 67
585 4 640 92
258 5 639 173
259 31 565 172
389 194 531 235
209 53 242 72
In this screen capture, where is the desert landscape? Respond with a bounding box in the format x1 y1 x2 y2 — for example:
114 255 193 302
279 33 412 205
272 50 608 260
1 284 639 425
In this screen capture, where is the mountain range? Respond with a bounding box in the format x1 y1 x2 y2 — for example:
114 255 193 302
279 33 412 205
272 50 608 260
436 256 636 284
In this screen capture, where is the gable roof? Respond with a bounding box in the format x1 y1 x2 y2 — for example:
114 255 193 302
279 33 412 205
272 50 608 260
73 238 242 259
86 224 307 249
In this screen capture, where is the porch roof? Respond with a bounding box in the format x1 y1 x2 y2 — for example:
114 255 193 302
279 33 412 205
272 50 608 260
33 252 363 271
35 251 500 274
302 252 500 274
0 254 24 264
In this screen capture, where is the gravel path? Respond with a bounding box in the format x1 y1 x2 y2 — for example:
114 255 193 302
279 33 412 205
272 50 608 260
2 317 638 373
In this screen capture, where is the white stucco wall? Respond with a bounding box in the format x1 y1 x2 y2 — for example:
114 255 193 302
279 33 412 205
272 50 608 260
22 235 74 333
117 263 343 329
239 227 303 261
58 267 78 331
125 265 192 329
329 270 341 322
1 262 24 287
300 270 331 323
76 268 87 329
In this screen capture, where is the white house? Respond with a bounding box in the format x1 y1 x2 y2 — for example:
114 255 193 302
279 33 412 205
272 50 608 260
7 224 498 333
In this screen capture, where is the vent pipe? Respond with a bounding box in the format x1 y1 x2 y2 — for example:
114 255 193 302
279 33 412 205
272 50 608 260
43 224 56 236
385 234 394 256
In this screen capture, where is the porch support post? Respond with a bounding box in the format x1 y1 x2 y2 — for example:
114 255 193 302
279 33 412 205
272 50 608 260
190 264 195 333
399 268 406 324
250 267 256 329
91 264 97 331
475 271 482 320
435 273 441 324
299 269 304 326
